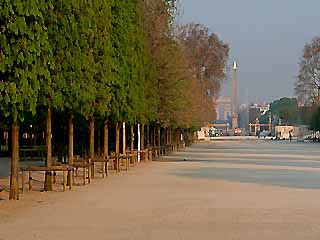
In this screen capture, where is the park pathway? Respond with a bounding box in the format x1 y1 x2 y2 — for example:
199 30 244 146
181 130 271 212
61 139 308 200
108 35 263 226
1 140 320 239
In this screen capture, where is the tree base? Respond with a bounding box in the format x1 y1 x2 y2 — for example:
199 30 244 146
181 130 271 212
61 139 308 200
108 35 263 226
9 178 19 200
44 171 53 191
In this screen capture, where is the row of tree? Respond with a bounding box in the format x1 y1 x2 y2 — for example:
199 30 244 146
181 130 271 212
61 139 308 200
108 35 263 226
0 0 229 199
295 37 320 131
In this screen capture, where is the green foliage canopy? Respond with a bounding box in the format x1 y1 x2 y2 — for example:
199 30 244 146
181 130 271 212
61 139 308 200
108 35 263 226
109 0 149 124
0 0 229 133
46 0 112 118
0 0 51 121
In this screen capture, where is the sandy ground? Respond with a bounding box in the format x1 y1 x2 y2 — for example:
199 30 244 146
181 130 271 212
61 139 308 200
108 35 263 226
1 140 320 239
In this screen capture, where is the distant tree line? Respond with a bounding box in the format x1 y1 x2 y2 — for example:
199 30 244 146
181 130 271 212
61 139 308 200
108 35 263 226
0 1 229 199
239 97 314 129
294 36 320 131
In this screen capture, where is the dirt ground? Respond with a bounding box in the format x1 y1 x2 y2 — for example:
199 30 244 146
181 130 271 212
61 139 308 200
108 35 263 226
1 140 320 240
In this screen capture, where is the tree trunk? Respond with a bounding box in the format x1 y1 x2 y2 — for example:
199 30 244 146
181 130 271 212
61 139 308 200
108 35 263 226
153 127 156 148
130 125 134 151
138 124 141 162
171 128 174 144
9 122 19 200
157 126 161 156
67 112 74 186
44 108 53 191
68 113 74 164
165 128 168 145
141 124 145 150
122 122 126 154
115 122 120 155
89 117 94 160
97 126 101 156
146 125 150 148
166 127 169 145
103 119 108 156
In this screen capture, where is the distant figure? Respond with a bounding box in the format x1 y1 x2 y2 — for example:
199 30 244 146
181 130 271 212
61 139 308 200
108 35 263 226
256 130 260 138
289 131 292 142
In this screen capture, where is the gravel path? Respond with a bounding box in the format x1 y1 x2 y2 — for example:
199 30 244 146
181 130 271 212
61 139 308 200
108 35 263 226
1 140 320 240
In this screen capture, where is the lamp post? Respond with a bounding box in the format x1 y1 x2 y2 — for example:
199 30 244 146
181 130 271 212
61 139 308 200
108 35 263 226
137 123 141 162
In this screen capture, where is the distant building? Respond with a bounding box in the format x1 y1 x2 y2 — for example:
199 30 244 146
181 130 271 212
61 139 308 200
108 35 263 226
251 103 270 115
211 96 232 135
214 96 232 121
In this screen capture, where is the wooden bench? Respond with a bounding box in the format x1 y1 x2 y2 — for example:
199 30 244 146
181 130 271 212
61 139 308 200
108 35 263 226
141 149 148 162
127 150 146 164
91 155 109 179
20 145 46 161
137 149 149 162
165 144 172 154
148 148 153 161
151 147 158 158
127 152 137 166
177 141 185 150
165 144 176 154
20 165 73 192
72 157 91 185
126 150 138 166
119 154 130 171
109 154 119 173
108 153 130 172
160 146 166 156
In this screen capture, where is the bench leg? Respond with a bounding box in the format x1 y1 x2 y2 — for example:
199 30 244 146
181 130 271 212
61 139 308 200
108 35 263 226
116 158 119 173
29 170 32 191
87 165 91 183
106 162 109 177
69 170 73 190
83 167 86 185
53 171 56 184
63 171 67 192
91 163 95 179
102 162 105 178
21 170 25 193
127 158 129 171
88 166 91 184
72 169 75 185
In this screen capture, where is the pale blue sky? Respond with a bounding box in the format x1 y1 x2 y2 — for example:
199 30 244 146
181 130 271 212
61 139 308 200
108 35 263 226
179 0 320 104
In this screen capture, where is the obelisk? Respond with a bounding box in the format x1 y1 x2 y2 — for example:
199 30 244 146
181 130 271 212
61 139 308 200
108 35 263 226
232 61 238 130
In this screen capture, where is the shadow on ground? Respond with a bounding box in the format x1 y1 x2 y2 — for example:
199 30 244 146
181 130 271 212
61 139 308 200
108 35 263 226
174 167 320 189
159 158 320 168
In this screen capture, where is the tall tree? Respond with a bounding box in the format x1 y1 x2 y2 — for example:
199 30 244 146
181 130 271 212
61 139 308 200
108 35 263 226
0 0 51 199
268 98 299 125
295 37 320 105
47 0 112 161
47 0 87 164
142 0 177 124
176 23 229 125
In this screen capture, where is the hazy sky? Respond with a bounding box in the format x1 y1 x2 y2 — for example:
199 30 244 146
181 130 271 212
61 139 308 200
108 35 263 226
180 0 320 104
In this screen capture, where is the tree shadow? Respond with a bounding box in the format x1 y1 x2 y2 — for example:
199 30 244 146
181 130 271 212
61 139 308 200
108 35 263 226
174 167 320 189
160 157 320 168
